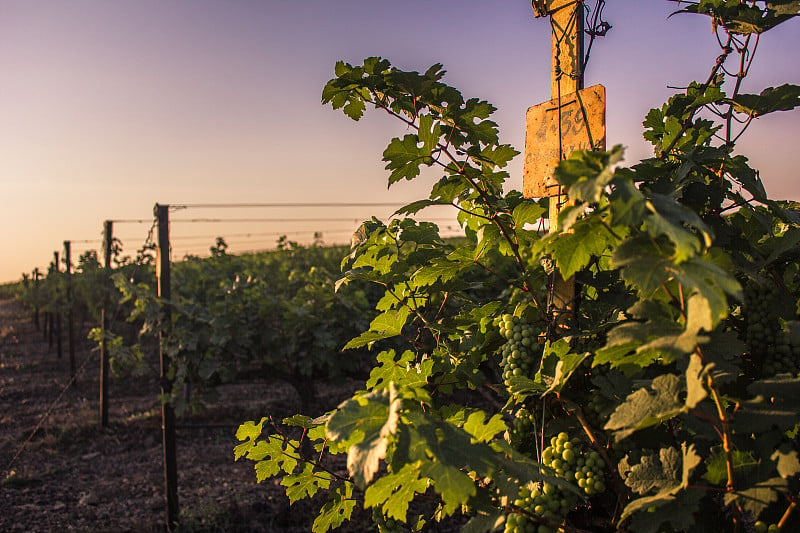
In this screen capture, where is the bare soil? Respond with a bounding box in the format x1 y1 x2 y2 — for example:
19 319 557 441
0 298 370 532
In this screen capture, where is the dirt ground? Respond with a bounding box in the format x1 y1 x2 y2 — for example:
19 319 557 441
0 298 371 532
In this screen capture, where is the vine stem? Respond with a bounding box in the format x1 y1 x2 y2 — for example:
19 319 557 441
263 431 352 485
778 497 797 529
706 374 735 491
565 402 628 520
660 32 734 158
697 346 744 532
696 347 736 492
668 281 742 528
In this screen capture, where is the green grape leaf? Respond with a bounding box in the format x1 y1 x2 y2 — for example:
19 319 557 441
430 175 470 203
250 438 300 482
628 488 704 533
506 374 547 398
762 227 800 267
610 177 648 227
624 447 682 495
724 477 788 518
592 342 647 372
394 199 448 216
735 375 800 433
477 144 519 169
605 374 685 440
396 218 442 245
421 461 476 516
611 235 672 295
703 448 759 485
233 417 267 459
673 257 741 327
620 444 700 521
602 293 713 371
512 200 546 228
312 482 356 533
366 350 432 402
399 411 549 515
383 134 428 185
281 462 333 503
645 193 711 261
282 414 316 429
727 155 768 202
771 444 800 479
537 339 590 394
463 411 507 444
411 258 469 287
554 145 624 204
685 353 709 409
344 306 412 349
364 462 428 521
729 84 800 117
327 386 401 487
417 114 442 156
322 70 367 121
548 218 614 280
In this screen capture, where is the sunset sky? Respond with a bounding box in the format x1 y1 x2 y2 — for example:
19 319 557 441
1 1 798 282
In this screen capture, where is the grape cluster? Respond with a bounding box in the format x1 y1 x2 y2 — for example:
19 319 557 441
505 482 568 533
510 407 537 456
764 329 800 375
498 314 541 389
583 393 614 429
542 432 606 496
745 282 781 354
754 521 780 533
744 282 800 376
505 432 608 533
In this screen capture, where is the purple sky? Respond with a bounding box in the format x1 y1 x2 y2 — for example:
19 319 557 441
1 1 798 282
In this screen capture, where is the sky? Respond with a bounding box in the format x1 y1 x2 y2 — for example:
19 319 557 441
1 1 798 283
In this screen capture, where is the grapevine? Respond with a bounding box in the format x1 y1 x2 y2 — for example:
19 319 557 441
234 3 800 532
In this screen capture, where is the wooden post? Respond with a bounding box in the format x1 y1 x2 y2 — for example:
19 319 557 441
100 221 113 427
33 268 41 330
54 251 63 359
45 263 53 343
156 204 179 531
525 0 605 328
45 297 52 343
64 241 76 381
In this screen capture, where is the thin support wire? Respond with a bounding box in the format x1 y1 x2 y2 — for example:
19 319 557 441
169 202 408 211
2 344 97 478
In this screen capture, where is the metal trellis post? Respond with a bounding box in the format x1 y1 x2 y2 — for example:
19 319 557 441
54 251 63 359
64 241 76 381
100 221 112 427
156 204 179 531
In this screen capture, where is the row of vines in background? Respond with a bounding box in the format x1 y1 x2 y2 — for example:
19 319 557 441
107 237 384 413
16 235 385 415
235 2 800 533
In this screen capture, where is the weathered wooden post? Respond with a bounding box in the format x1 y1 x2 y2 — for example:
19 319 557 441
64 241 76 381
525 0 606 329
45 265 52 343
100 221 113 427
33 268 41 330
53 251 63 359
155 204 179 531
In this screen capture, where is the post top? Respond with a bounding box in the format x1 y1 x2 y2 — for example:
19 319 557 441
531 0 581 18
